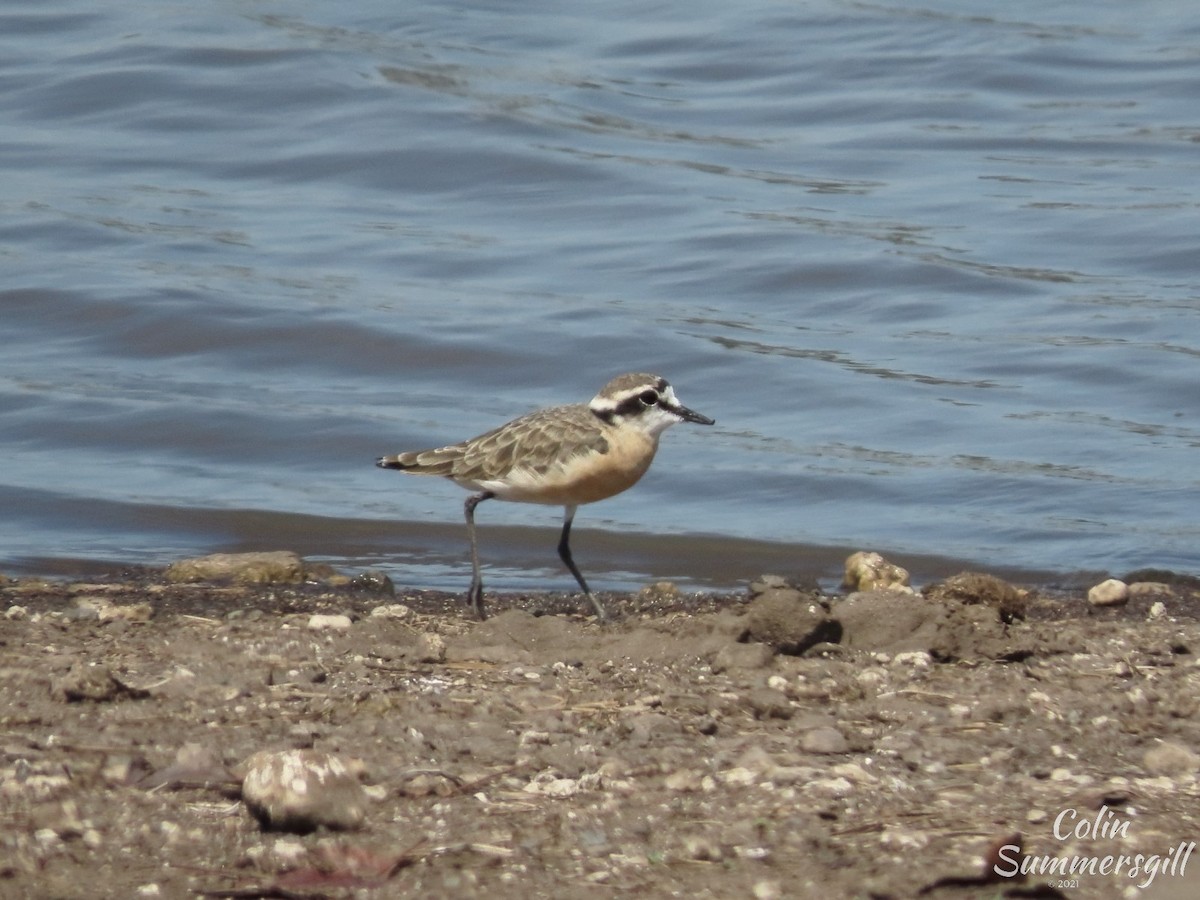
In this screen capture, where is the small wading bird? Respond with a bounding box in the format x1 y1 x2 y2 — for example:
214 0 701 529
376 373 714 620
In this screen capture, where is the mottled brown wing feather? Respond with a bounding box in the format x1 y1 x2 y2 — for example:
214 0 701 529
454 404 608 483
381 403 609 483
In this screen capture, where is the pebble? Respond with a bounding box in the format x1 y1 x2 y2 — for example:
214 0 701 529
721 766 759 787
637 581 682 603
73 597 154 623
51 662 149 703
523 775 580 797
166 551 307 585
369 603 412 620
842 551 912 593
1087 578 1129 607
924 572 1026 621
241 749 368 832
1143 741 1200 777
350 570 395 594
664 769 704 792
307 614 352 631
416 632 447 663
710 641 775 672
831 762 876 784
807 776 854 797
800 726 848 755
682 835 723 861
879 825 929 851
745 687 793 720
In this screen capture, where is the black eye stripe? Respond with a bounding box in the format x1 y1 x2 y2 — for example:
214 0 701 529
612 390 671 418
611 394 648 417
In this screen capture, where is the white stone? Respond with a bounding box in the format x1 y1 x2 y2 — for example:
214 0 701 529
1087 578 1129 607
415 632 447 663
241 749 368 832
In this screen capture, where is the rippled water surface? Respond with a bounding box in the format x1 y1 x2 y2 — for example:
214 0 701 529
3 1 1198 591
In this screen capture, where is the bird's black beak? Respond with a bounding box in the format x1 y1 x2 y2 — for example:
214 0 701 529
674 404 714 425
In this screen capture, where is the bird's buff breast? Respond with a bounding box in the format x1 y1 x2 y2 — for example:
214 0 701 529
480 430 658 505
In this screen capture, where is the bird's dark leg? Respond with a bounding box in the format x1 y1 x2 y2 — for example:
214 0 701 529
558 505 609 621
464 491 495 620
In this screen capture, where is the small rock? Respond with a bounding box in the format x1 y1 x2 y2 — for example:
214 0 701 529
415 632 447 663
523 775 580 797
1088 579 1129 607
369 603 412 620
880 825 929 851
682 835 723 862
307 614 352 631
73 598 154 623
807 775 854 797
63 605 101 622
29 798 85 839
241 749 368 833
745 687 793 720
268 838 308 869
1143 741 1200 777
52 662 150 703
5 605 28 620
350 570 395 594
891 650 932 669
800 726 848 755
710 641 775 672
664 769 704 792
842 551 912 593
720 763 758 787
139 742 237 791
637 581 682 603
623 712 683 744
166 551 306 585
743 589 839 655
924 572 1026 622
107 602 153 623
831 762 876 784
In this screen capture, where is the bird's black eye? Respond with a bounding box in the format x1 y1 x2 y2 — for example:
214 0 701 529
639 389 659 406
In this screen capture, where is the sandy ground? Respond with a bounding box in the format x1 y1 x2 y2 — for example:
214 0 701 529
2 553 1200 900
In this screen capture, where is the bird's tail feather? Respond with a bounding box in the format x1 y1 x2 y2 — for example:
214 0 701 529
376 446 462 476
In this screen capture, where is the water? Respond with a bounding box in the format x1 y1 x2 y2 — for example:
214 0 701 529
3 0 1198 593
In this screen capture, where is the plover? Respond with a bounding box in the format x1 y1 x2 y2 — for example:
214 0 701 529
376 372 714 620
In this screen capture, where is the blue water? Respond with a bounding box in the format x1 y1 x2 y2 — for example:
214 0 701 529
2 0 1198 591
